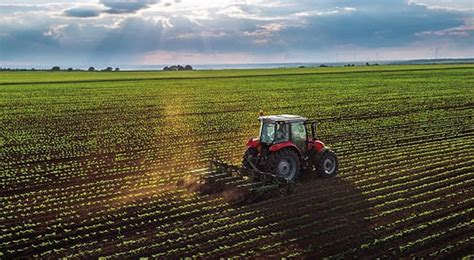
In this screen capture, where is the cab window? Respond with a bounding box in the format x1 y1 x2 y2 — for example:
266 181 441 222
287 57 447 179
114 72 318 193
291 122 306 150
260 123 275 144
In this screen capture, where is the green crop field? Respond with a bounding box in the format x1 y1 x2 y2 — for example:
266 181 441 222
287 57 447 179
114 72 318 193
1 64 473 258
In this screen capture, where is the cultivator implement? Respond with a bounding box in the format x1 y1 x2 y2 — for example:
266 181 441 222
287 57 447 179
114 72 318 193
198 156 295 204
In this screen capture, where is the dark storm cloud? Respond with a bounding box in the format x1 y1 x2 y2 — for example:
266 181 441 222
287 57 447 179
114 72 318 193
95 17 164 53
63 6 102 18
274 3 466 49
0 29 59 60
62 0 159 18
100 0 159 14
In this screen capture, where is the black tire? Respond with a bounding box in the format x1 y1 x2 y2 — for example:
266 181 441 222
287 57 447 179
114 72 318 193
242 148 258 170
265 149 300 182
316 149 338 177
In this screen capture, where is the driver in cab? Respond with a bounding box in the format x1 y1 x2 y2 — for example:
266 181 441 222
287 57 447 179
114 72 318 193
275 124 288 142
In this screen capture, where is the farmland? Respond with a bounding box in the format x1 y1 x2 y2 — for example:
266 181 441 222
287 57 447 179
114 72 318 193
1 64 473 258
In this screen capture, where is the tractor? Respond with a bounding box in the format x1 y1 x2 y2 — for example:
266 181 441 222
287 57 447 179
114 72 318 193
242 114 338 181
198 114 338 202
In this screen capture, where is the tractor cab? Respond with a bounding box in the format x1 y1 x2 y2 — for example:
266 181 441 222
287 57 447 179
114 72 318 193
259 115 306 150
258 114 320 153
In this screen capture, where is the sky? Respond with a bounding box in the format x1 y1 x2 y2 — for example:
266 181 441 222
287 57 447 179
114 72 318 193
0 0 473 67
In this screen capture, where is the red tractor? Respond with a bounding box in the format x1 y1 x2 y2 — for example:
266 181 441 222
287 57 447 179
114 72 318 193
201 114 338 200
242 114 338 181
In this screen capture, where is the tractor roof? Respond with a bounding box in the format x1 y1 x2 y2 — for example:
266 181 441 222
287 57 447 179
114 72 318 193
259 114 307 123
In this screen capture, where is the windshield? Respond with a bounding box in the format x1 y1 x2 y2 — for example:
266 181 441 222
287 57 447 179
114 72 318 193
260 123 275 144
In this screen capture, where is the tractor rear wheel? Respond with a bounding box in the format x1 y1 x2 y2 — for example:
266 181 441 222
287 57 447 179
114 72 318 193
242 148 258 170
316 149 338 177
266 149 300 182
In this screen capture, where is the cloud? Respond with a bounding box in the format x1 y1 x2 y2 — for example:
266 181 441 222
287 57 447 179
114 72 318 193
43 24 68 39
100 0 159 14
243 22 286 45
409 0 474 11
416 22 474 37
294 7 356 17
0 0 473 66
0 28 59 61
0 4 50 15
62 1 160 18
63 5 102 18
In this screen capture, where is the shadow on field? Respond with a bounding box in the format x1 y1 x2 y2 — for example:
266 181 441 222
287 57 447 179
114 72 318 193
240 175 374 258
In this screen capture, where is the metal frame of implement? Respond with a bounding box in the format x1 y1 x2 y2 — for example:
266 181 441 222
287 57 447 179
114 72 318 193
204 156 295 196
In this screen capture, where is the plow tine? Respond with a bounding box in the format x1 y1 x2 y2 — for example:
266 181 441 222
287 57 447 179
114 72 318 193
205 171 233 180
224 179 249 186
196 158 294 202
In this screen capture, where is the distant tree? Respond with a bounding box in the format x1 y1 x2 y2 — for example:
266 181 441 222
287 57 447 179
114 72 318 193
114 67 120 72
366 62 370 66
319 64 328 67
51 66 61 71
298 66 306 68
164 65 195 71
88 67 95 71
103 67 113 72
67 68 73 71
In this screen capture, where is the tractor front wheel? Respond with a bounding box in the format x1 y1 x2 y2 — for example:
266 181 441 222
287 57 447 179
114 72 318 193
266 149 300 182
316 149 338 177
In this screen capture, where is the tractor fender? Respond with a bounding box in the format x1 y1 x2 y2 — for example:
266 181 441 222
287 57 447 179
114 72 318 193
313 148 328 161
246 138 260 148
314 140 326 153
269 141 302 157
308 140 326 153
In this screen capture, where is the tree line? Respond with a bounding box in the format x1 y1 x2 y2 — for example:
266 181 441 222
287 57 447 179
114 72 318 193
0 67 121 71
163 65 193 71
52 66 120 72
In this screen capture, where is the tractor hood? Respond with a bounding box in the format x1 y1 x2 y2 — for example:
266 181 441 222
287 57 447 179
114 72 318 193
246 138 260 148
